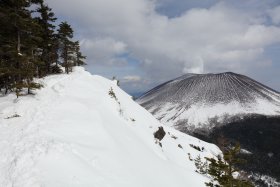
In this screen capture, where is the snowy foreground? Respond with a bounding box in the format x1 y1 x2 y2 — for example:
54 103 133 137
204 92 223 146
0 67 220 187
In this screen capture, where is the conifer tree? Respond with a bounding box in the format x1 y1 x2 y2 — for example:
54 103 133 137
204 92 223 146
35 0 58 75
0 0 85 97
205 143 254 187
0 2 12 93
57 22 74 74
73 41 86 66
0 0 42 96
194 155 208 174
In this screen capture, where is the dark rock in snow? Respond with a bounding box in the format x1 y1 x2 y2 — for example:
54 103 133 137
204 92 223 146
154 126 166 141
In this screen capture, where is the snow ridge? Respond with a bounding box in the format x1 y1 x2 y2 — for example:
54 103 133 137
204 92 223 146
0 67 220 187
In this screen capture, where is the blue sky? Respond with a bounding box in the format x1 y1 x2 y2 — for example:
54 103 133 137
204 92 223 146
156 0 219 18
46 0 280 95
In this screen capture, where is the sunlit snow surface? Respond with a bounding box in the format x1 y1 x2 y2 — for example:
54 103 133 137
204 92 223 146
0 67 220 187
137 72 280 130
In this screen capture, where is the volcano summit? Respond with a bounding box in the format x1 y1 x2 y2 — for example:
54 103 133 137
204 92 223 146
137 72 280 132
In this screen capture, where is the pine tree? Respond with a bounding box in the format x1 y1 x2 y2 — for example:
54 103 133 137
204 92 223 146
35 0 58 75
194 155 208 174
205 144 254 187
73 41 86 66
0 4 12 94
57 22 74 74
0 0 42 96
0 0 85 97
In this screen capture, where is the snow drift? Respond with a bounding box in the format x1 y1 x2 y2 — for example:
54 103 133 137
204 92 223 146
0 67 220 187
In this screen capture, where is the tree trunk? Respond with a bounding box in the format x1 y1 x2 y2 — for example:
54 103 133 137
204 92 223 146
5 85 8 95
64 46 69 74
17 30 21 54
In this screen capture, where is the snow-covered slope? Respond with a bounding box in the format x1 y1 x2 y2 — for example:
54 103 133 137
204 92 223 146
137 72 280 131
0 67 220 187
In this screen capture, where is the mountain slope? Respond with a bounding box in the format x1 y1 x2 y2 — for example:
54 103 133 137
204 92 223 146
137 72 280 131
0 67 220 187
137 72 280 186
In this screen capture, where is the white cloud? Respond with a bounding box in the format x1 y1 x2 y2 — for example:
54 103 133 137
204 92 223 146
122 75 142 83
81 38 128 66
269 6 280 24
46 0 280 92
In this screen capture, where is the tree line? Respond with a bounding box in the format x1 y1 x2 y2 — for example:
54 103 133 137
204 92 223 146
0 0 86 97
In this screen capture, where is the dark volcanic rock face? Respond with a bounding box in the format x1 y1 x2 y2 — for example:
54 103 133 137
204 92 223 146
137 72 280 186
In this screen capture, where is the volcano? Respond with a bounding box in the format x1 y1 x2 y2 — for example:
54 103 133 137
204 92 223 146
137 72 280 132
